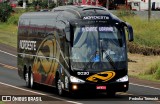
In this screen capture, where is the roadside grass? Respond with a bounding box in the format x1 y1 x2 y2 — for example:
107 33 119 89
120 15 160 48
142 61 160 80
0 102 4 104
128 53 160 82
134 63 160 82
0 23 17 48
0 8 28 48
129 74 160 82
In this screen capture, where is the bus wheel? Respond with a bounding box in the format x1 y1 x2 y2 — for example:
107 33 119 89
57 77 63 96
25 70 34 88
107 91 116 97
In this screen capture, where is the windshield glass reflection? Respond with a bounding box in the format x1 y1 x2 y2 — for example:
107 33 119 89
71 26 127 71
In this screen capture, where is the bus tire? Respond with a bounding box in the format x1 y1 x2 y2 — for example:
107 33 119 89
25 70 34 88
57 76 64 96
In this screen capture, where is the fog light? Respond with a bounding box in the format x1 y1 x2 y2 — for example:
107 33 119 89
124 84 127 88
72 85 78 90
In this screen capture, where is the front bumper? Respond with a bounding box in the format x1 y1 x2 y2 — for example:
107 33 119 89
69 81 129 93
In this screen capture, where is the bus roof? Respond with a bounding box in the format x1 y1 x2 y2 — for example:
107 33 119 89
20 5 122 23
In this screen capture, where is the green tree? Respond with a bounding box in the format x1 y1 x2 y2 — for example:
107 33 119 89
49 1 56 9
32 0 56 10
0 2 13 22
39 0 48 9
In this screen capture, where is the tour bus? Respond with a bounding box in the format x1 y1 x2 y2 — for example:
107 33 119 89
17 5 134 96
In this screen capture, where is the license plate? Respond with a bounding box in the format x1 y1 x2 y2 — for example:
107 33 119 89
96 86 106 90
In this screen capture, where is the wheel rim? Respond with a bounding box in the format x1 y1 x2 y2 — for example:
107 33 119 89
30 73 34 88
25 72 34 88
25 73 29 86
57 79 62 95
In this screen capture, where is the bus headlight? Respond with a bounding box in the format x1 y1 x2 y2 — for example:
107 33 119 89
70 76 85 83
116 75 128 82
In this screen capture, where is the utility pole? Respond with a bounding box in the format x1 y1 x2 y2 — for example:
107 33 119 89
148 0 151 21
106 0 109 9
48 0 50 8
56 0 58 6
23 0 26 9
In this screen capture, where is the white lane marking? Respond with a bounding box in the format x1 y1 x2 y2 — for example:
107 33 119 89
0 50 17 57
130 83 160 91
0 82 82 104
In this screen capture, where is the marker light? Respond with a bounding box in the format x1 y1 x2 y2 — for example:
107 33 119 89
124 84 127 88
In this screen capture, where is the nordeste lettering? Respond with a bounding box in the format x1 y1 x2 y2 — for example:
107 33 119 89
83 16 109 20
19 40 36 51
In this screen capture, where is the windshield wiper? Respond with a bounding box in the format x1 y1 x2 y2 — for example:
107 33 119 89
102 49 117 70
100 40 117 70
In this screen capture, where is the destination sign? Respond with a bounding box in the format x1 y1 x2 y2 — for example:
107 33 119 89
82 27 113 32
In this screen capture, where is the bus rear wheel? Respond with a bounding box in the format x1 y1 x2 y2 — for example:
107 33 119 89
25 70 34 88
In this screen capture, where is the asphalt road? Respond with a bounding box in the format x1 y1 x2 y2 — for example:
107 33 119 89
0 46 159 104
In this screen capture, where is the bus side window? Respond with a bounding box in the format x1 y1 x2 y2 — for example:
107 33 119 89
19 19 30 36
30 19 46 37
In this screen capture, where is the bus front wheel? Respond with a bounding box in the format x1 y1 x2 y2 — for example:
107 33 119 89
57 76 64 96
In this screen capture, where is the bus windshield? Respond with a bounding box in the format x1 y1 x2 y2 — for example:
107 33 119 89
70 25 127 71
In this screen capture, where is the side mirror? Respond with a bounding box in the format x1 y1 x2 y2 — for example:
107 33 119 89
124 22 134 42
